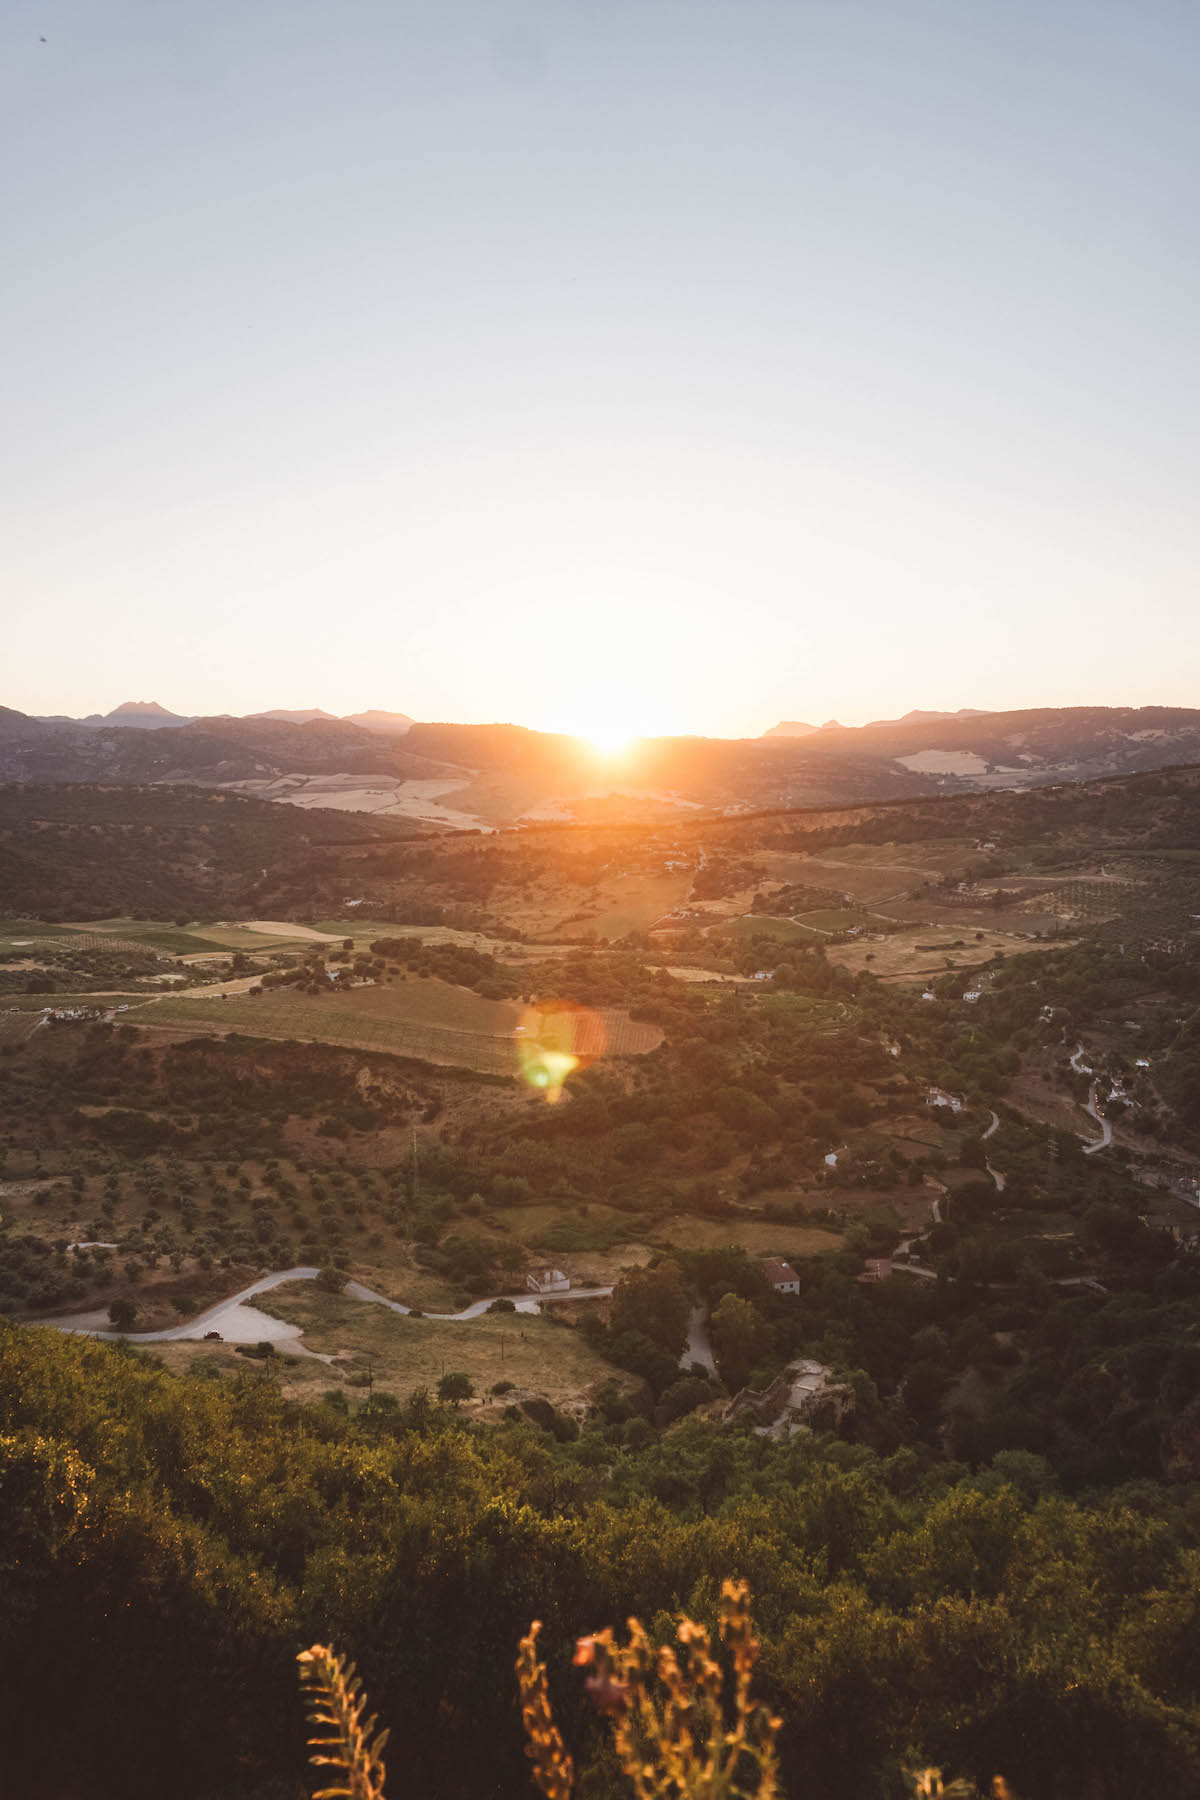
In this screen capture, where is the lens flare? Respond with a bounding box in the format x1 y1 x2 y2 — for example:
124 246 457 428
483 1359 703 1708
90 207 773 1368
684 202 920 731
515 1000 607 1101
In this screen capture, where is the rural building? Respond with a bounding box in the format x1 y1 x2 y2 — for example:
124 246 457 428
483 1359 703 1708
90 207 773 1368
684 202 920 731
763 1257 800 1294
724 1359 851 1438
526 1268 570 1295
857 1257 893 1284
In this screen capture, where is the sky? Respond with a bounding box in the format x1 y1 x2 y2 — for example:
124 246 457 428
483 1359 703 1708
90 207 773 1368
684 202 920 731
4 0 1200 741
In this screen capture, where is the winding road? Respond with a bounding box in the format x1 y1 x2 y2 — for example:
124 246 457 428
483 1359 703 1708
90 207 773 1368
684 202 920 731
35 1268 616 1348
1071 1045 1113 1154
983 1109 1006 1191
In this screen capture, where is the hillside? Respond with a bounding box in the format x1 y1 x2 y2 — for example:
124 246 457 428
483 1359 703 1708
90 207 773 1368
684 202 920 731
772 704 1200 782
9 704 1200 826
0 783 426 919
0 708 456 786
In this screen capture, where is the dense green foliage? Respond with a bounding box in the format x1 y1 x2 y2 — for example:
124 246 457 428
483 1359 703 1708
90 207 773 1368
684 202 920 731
4 1321 1200 1800
0 784 420 919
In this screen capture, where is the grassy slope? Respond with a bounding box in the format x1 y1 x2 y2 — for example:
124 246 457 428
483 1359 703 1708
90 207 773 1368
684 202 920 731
258 1281 622 1403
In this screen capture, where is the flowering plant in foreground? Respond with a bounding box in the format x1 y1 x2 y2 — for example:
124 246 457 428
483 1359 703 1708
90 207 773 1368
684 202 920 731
300 1583 1004 1797
518 1579 781 1800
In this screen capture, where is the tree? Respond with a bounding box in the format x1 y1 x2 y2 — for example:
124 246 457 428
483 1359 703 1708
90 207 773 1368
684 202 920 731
437 1371 474 1406
316 1266 345 1294
710 1293 771 1393
609 1259 691 1358
108 1296 138 1332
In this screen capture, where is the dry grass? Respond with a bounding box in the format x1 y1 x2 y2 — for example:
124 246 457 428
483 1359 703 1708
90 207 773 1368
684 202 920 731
543 871 695 941
258 1281 625 1404
826 924 1060 983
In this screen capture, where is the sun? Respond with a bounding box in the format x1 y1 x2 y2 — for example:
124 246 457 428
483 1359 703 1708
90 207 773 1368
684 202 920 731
582 724 637 757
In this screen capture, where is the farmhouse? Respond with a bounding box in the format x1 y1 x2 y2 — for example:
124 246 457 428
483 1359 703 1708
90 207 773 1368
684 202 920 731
526 1267 570 1295
857 1257 893 1284
763 1257 800 1294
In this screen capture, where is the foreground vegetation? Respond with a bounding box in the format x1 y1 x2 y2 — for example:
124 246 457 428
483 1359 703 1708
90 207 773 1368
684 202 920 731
6 1320 1200 1799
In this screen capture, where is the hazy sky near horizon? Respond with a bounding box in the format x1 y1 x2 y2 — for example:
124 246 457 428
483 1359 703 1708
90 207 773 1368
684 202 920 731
4 0 1200 738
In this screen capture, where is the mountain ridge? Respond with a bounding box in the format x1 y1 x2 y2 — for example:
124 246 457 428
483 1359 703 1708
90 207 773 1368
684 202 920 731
7 701 1200 827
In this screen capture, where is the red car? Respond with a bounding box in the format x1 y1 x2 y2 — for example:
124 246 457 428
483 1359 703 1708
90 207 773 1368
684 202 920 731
203 1331 222 1341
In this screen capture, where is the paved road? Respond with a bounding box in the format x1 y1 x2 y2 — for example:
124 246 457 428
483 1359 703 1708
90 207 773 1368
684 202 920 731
33 1268 617 1346
1071 1045 1113 1154
983 1110 1006 1191
344 1279 615 1322
681 1304 716 1374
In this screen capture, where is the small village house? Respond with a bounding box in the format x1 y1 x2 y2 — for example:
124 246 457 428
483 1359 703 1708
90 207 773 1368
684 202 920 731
525 1268 570 1295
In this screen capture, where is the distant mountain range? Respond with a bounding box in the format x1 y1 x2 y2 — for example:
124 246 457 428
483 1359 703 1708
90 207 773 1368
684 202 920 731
35 700 415 733
764 707 990 738
5 701 1200 827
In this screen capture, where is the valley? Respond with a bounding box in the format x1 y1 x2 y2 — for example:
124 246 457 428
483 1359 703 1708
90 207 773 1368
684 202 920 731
5 759 1200 1799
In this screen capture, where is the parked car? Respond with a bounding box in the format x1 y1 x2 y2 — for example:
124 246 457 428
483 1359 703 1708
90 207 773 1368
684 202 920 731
203 1331 222 1341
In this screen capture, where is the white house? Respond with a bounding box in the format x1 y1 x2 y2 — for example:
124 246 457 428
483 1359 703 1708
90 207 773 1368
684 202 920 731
526 1268 570 1295
763 1257 800 1295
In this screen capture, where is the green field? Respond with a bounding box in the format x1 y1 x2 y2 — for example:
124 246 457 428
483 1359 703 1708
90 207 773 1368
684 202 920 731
138 975 661 1074
650 1213 842 1256
718 915 820 944
0 919 81 945
793 907 880 933
59 919 245 954
758 992 847 1025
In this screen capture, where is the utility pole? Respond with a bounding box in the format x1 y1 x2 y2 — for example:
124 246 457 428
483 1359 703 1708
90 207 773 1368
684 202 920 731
411 1126 419 1206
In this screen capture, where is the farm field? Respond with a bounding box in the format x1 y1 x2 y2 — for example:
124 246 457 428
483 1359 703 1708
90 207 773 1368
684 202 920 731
311 919 573 960
0 1012 43 1047
0 918 226 956
826 924 1067 983
190 920 343 948
792 906 885 933
137 975 662 1074
258 1282 625 1406
717 915 822 945
224 774 489 830
0 918 86 946
758 992 850 1026
645 965 753 984
1013 878 1143 924
756 843 980 903
648 1214 843 1257
542 870 695 941
57 919 251 953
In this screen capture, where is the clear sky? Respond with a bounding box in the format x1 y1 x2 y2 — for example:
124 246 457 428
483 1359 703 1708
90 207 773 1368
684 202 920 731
4 0 1200 739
